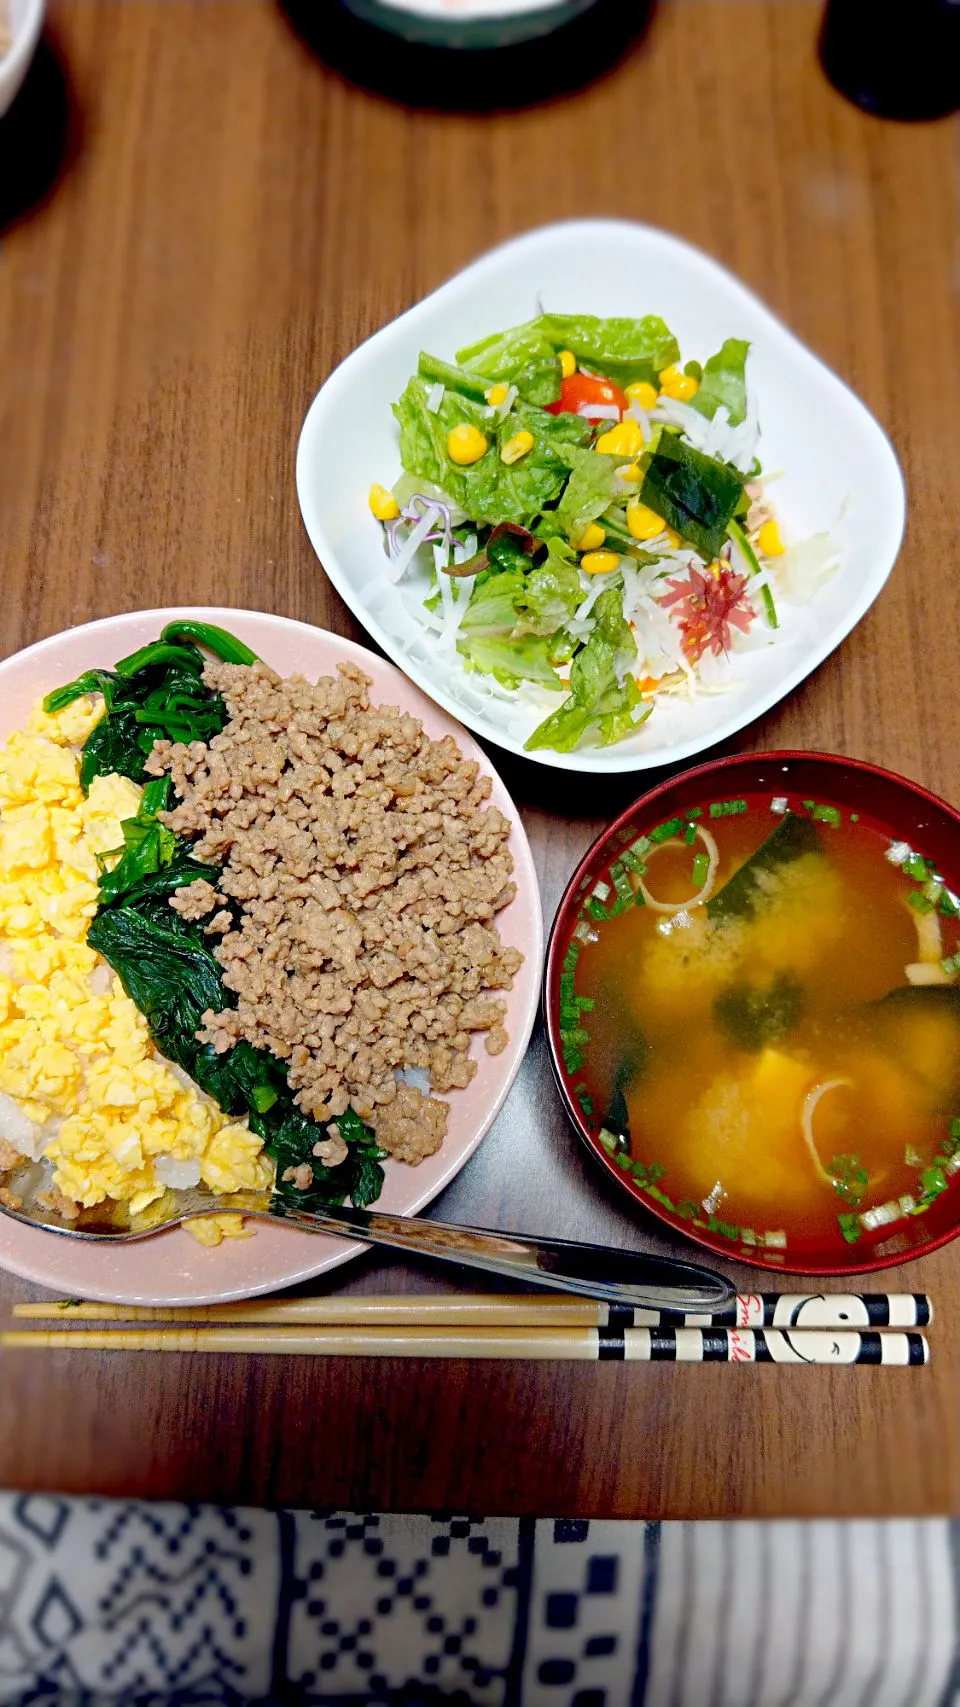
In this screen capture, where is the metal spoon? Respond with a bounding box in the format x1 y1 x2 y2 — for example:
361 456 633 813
1 1180 734 1312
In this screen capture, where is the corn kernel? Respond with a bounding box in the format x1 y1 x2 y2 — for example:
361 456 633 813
626 501 666 541
596 418 644 458
368 482 400 522
659 364 700 402
619 462 643 484
500 429 534 466
625 380 659 412
581 550 621 576
663 528 681 549
486 383 510 406
570 522 606 552
447 423 489 466
559 350 577 379
757 518 786 557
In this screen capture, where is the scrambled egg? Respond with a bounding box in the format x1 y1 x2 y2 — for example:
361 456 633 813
0 699 274 1245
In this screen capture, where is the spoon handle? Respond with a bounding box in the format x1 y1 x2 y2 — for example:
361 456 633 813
270 1202 735 1312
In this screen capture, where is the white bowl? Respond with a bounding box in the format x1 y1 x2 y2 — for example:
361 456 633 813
296 218 906 776
0 0 45 119
340 0 597 49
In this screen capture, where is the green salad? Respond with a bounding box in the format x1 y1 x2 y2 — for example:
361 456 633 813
370 313 837 754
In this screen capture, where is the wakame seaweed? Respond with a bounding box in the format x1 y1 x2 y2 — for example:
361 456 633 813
706 811 822 922
72 626 386 1212
713 970 804 1053
639 431 746 561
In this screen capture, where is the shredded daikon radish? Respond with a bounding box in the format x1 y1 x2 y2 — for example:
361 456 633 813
387 504 441 585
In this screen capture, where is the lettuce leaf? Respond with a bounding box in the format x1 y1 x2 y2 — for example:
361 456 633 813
392 378 590 527
534 313 679 387
640 431 745 559
454 323 563 407
513 539 582 637
456 632 564 690
552 445 622 539
691 338 750 427
457 537 580 641
525 586 646 753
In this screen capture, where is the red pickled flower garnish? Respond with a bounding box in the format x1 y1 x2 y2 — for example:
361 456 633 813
656 562 756 664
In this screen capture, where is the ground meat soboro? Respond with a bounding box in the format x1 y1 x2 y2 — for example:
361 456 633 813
147 661 524 1163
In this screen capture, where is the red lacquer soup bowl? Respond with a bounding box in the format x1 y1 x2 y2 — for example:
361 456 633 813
545 751 960 1276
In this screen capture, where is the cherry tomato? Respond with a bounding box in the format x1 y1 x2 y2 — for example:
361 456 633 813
545 371 629 419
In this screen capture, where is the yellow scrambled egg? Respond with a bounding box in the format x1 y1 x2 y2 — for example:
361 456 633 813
0 699 274 1245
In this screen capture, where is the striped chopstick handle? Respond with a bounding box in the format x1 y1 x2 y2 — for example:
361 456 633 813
617 1292 933 1330
608 1328 929 1366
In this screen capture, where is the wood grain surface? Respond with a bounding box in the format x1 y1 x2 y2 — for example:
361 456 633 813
1 0 958 1518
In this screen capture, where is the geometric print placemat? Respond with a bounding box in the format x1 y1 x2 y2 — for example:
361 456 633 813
0 1497 955 1704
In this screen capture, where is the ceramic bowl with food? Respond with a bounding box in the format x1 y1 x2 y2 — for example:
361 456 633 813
545 750 960 1275
297 220 905 774
0 609 542 1304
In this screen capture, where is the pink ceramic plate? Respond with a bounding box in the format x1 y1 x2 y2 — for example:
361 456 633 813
0 609 543 1304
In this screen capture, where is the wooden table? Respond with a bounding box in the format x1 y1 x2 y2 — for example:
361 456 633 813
1 0 958 1519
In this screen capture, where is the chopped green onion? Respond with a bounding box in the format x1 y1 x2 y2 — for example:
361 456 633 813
709 799 747 818
650 817 684 844
811 804 842 828
684 822 697 845
609 867 635 913
850 813 859 823
586 897 607 922
904 854 930 883
802 799 815 812
837 1213 862 1245
620 848 647 875
692 850 710 887
908 891 935 915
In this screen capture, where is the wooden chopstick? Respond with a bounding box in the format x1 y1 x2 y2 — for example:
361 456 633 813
0 1325 930 1365
11 1291 933 1329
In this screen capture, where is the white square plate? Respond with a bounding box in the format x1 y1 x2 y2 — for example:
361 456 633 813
296 220 906 774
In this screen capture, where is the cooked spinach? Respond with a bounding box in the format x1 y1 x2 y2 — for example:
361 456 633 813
45 623 258 793
90 855 386 1212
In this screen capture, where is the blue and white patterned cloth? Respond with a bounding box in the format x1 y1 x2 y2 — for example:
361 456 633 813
0 1498 956 1704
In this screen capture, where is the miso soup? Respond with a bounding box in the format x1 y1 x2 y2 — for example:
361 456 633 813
561 792 960 1258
